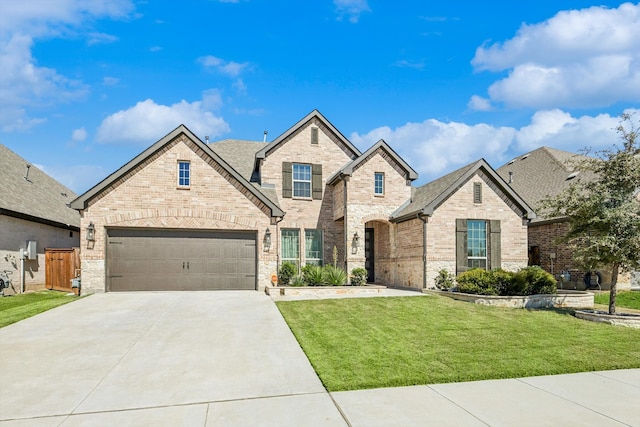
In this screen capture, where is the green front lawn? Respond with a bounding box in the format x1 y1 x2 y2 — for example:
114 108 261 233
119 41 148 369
594 291 640 310
277 295 640 391
0 291 79 328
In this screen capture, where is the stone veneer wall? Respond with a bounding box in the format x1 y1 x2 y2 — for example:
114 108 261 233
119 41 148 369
345 149 412 276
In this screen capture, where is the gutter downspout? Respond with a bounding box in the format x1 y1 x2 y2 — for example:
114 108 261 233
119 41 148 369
20 250 25 293
417 213 428 290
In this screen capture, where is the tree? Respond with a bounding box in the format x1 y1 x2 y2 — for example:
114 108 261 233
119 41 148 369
540 113 640 314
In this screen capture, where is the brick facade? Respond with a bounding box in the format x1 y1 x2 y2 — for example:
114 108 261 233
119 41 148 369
75 111 533 292
528 221 631 290
393 172 529 291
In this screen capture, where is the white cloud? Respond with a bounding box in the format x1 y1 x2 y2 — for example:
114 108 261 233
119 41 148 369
470 3 640 110
334 0 371 23
44 164 110 194
149 45 162 52
198 55 248 77
96 91 230 144
467 95 492 112
0 33 88 131
0 0 135 132
351 109 638 185
87 32 118 45
72 127 87 141
394 60 425 70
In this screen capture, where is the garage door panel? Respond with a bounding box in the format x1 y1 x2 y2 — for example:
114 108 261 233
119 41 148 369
106 229 256 291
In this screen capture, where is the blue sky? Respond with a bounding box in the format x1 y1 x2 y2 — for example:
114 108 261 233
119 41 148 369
1 0 639 194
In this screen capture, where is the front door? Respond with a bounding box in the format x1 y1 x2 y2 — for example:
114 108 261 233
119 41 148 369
364 228 374 283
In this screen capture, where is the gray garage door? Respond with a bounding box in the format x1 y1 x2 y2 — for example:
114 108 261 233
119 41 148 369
106 228 256 291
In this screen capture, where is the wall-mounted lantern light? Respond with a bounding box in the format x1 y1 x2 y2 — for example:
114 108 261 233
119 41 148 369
86 222 96 242
264 227 272 251
351 231 360 254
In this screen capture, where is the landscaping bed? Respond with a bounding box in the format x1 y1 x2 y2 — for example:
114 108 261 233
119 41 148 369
266 284 385 297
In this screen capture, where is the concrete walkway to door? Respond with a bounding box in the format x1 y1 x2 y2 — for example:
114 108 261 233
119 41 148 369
0 292 345 426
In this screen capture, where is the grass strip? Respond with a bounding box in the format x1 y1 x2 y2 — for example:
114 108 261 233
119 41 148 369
594 291 640 310
0 291 79 328
277 295 640 391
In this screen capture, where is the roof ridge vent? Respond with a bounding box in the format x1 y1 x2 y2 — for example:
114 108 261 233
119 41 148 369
521 154 530 160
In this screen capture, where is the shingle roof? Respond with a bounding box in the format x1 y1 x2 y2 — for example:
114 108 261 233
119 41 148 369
0 144 80 229
209 139 267 181
326 139 418 185
392 159 534 223
255 110 361 160
496 146 595 220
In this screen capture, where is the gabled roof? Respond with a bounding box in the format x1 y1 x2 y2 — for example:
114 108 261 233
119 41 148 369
391 159 535 223
326 139 418 185
0 144 79 230
209 139 267 181
255 110 361 160
70 125 284 218
496 146 595 221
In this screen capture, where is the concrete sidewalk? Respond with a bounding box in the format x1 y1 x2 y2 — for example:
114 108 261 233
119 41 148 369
0 291 638 426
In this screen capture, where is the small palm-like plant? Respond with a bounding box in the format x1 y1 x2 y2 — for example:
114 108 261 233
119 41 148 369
324 265 348 286
304 265 325 286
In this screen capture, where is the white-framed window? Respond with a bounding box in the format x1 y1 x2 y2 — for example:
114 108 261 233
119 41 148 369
305 229 323 266
374 172 384 195
467 220 487 269
178 161 190 187
281 229 300 268
293 163 311 198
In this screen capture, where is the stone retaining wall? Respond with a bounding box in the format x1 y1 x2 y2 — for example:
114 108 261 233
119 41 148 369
266 285 385 297
424 289 593 309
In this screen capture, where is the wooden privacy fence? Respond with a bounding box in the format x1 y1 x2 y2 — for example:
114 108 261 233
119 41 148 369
45 248 80 293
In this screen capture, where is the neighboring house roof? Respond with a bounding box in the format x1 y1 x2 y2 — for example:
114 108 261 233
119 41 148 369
326 139 418 185
209 139 267 181
496 146 595 221
0 144 80 230
255 109 362 161
391 158 535 223
70 125 285 218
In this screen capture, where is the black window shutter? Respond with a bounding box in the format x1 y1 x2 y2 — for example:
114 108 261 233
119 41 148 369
490 220 501 270
312 164 322 200
456 219 468 275
282 162 292 198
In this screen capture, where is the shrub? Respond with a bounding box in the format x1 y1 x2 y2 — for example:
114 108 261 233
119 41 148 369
513 266 557 295
278 262 296 286
434 269 455 291
303 265 325 286
290 275 306 287
456 268 498 295
492 269 516 295
324 265 348 286
350 268 368 286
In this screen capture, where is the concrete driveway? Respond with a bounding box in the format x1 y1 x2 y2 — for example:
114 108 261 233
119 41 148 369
0 292 346 426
